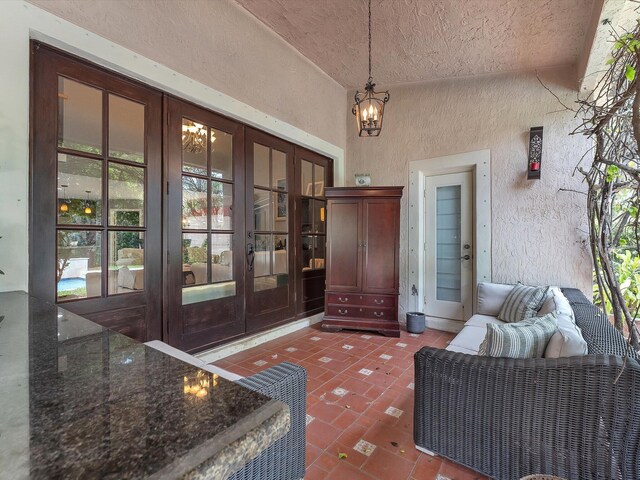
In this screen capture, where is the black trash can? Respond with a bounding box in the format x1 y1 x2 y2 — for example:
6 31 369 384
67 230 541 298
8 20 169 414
406 312 426 334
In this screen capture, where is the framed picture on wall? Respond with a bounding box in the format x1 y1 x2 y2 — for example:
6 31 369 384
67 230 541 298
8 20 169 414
276 179 287 220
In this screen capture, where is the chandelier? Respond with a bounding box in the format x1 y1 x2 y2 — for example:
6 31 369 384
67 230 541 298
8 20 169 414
182 120 215 154
352 0 389 137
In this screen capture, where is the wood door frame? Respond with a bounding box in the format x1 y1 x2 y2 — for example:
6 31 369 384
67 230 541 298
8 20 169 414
293 146 333 318
244 127 296 333
165 96 246 352
30 42 163 341
408 150 492 332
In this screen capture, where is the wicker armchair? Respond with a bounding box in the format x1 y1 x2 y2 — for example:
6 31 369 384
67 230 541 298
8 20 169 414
231 362 307 480
414 288 640 480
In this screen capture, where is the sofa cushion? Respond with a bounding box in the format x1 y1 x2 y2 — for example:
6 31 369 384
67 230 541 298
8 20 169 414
464 314 505 329
477 282 515 316
498 283 549 323
479 313 557 358
540 288 588 358
446 325 487 354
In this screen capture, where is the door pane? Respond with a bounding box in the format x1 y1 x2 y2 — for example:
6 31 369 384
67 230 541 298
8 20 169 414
57 154 102 225
183 233 208 286
211 234 233 283
109 231 144 294
57 230 101 301
436 185 461 302
301 236 313 271
272 150 287 190
273 235 288 275
182 175 208 229
109 94 144 163
182 119 207 175
109 163 145 226
301 160 313 196
254 143 270 187
313 236 326 270
254 234 270 278
211 181 232 230
301 198 312 233
273 192 288 230
313 164 325 196
58 77 102 154
314 200 326 233
254 189 271 231
211 128 233 180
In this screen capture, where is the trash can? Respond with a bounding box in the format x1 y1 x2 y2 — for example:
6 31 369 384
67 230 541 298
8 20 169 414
406 312 426 334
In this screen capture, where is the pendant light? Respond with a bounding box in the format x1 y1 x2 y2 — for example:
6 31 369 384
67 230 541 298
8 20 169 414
352 0 389 137
59 184 70 213
84 190 93 215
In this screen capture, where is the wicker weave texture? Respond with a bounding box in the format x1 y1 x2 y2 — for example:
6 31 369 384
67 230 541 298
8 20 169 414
414 290 640 480
230 362 307 480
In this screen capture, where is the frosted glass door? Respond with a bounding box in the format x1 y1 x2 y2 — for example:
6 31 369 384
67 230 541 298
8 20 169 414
424 172 473 321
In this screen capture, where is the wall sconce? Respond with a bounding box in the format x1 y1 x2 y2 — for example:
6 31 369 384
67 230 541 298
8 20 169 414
527 126 543 180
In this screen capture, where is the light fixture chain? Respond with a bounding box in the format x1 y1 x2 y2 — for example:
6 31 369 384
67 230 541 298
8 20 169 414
368 0 372 81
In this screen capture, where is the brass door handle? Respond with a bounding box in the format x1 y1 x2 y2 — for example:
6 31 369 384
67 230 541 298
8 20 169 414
338 309 348 315
373 299 384 305
338 297 349 303
374 311 384 317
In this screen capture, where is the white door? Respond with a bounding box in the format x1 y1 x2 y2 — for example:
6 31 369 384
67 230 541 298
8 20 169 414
424 171 473 321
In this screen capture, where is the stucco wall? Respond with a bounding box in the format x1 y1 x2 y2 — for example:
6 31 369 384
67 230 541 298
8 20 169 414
345 67 593 317
27 0 346 150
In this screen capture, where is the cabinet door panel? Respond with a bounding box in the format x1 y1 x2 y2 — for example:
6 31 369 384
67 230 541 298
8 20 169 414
326 200 361 291
362 199 399 293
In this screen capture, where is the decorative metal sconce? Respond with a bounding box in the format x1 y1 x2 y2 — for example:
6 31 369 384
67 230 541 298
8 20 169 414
527 126 543 180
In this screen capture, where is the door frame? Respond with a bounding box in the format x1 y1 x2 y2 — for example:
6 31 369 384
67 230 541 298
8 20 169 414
408 149 492 332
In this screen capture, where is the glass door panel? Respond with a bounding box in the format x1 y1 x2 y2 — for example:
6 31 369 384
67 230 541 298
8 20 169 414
435 185 462 302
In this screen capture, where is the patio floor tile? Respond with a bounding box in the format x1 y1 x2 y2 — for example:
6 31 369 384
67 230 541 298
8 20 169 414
213 323 489 480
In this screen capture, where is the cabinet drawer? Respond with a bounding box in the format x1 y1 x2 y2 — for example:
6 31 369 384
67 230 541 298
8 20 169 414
326 292 396 307
326 304 396 320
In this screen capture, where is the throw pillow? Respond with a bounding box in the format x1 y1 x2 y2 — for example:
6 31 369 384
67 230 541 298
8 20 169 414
498 283 549 323
479 313 557 358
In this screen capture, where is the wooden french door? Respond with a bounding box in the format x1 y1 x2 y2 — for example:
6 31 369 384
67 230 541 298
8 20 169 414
166 98 246 352
30 44 162 341
245 128 296 332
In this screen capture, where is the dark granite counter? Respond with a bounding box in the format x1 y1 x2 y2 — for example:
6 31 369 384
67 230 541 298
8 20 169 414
0 291 289 479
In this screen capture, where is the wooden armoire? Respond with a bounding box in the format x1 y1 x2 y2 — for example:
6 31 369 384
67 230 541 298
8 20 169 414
322 186 403 337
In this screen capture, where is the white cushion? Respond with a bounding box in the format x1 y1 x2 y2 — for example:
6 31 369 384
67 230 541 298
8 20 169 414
476 282 515 316
541 290 588 358
145 340 243 381
447 325 487 355
464 314 505 329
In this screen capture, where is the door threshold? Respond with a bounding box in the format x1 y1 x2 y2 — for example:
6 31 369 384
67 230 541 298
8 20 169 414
425 316 464 333
196 312 324 363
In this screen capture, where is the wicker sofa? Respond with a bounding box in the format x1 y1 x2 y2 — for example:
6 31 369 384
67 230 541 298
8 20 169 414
414 287 640 480
146 341 306 480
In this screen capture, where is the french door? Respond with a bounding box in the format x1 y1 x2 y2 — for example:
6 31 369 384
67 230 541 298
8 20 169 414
424 171 473 322
166 98 246 352
245 128 295 332
31 44 163 341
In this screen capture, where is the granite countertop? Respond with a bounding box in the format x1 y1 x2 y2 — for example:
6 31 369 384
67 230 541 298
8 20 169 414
0 291 289 479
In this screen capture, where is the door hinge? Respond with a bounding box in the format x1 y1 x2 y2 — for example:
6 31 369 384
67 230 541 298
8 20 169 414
166 181 169 195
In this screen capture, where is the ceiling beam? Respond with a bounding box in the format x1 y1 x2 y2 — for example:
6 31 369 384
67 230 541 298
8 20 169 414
577 0 637 93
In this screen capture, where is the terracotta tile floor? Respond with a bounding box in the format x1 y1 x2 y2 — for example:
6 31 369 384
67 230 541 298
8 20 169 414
212 325 489 480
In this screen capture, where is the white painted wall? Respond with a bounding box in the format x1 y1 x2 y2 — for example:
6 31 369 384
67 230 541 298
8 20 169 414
346 66 593 320
0 0 346 292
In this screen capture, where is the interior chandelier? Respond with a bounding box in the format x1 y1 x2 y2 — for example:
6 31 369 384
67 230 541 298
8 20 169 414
182 121 215 154
352 0 389 137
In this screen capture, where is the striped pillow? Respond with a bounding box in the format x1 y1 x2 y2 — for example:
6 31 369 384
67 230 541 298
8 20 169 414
498 284 549 323
479 313 557 358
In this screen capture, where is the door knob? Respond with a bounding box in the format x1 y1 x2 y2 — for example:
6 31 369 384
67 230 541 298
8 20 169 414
460 254 471 261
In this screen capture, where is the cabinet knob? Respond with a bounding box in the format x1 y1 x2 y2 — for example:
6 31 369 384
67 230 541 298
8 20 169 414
338 297 348 303
374 299 384 305
373 311 384 317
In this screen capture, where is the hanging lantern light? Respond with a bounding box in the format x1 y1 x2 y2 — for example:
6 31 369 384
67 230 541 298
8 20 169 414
352 0 389 137
59 184 70 213
84 190 93 215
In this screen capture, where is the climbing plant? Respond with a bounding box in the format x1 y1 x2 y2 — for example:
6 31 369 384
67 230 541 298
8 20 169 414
575 20 640 350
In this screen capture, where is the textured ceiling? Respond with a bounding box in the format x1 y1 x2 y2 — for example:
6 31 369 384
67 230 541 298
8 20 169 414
235 0 596 88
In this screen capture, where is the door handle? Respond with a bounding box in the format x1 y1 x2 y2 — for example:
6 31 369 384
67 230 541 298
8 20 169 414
338 297 349 303
247 243 255 271
373 311 384 317
373 299 384 305
460 254 471 261
338 309 348 315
